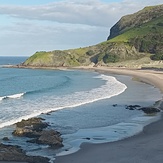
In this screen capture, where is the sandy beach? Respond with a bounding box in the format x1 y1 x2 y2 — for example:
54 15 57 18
93 67 163 93
56 67 163 163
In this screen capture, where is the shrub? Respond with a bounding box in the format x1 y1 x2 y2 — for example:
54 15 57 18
151 53 163 60
97 53 105 62
103 54 119 63
86 50 94 56
157 22 163 26
78 56 86 63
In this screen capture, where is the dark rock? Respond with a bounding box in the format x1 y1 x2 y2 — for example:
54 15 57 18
2 137 9 141
13 127 42 138
28 130 63 147
37 130 63 147
133 105 141 108
126 105 161 114
138 107 160 114
126 105 141 110
13 117 63 147
126 106 135 110
0 143 49 163
15 117 48 130
113 104 118 107
13 117 49 137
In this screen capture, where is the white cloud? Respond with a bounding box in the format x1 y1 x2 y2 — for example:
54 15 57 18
0 20 108 56
0 0 162 27
0 0 162 56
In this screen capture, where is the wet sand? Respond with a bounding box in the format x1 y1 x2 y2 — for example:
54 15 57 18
56 67 163 163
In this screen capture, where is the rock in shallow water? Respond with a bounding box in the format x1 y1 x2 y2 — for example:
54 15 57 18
38 130 63 147
138 107 160 114
0 143 49 163
125 105 160 114
12 117 63 147
125 105 141 110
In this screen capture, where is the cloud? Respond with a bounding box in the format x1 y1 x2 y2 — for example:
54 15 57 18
0 0 162 28
0 0 162 56
0 20 108 56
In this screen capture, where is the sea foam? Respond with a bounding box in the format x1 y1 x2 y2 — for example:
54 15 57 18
7 93 25 99
0 93 25 101
0 74 127 129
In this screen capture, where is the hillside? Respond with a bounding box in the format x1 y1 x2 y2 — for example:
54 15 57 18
22 4 163 68
108 4 163 39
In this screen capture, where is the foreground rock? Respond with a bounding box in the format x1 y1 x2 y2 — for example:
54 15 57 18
0 143 49 163
28 129 63 147
125 105 141 110
13 117 63 147
125 105 160 114
13 118 48 137
139 107 160 114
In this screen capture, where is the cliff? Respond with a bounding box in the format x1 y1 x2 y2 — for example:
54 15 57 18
108 5 163 39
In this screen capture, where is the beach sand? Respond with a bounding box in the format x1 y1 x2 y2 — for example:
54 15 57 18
56 67 163 163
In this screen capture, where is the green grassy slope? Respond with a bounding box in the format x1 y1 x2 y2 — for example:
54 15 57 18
108 16 163 43
108 4 163 39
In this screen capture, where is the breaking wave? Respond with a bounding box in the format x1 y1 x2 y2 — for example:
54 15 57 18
0 74 127 129
0 93 25 101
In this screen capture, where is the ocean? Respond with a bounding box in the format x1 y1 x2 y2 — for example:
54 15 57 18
0 56 162 160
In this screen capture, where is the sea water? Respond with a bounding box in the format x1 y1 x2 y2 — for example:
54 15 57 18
0 57 162 160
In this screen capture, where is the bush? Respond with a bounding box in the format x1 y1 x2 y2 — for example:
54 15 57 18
157 22 163 26
150 53 163 60
103 54 119 63
97 53 105 62
78 56 86 63
86 50 94 56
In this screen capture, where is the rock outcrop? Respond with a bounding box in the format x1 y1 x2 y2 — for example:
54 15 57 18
139 107 160 114
35 130 63 147
13 117 48 137
0 143 49 163
13 117 63 147
125 105 160 114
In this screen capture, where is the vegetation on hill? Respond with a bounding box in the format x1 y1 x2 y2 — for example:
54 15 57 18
108 16 163 58
108 4 163 39
23 4 163 68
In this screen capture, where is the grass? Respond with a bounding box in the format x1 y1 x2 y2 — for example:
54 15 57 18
108 16 163 43
25 51 53 65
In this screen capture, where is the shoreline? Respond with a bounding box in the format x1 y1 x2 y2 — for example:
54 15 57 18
55 66 163 163
0 66 163 163
75 66 163 93
10 65 163 93
56 112 163 163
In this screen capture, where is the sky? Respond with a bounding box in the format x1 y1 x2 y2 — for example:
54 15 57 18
0 0 162 56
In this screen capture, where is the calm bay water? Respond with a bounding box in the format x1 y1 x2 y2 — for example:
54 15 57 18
0 57 162 160
0 56 27 66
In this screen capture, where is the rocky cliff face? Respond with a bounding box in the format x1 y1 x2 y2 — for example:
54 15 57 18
108 4 163 40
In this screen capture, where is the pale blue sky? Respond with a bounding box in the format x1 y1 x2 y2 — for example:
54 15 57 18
0 0 162 56
0 0 122 5
0 0 58 5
